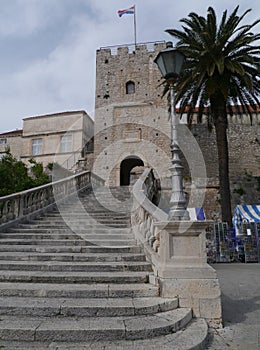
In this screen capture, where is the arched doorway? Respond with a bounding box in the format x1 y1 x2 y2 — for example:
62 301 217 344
120 156 144 186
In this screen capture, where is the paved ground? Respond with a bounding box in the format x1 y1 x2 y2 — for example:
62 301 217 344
206 263 260 350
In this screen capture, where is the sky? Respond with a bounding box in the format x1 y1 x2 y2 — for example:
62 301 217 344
0 0 259 133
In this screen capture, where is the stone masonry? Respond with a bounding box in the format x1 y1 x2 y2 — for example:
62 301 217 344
93 42 172 187
93 41 260 219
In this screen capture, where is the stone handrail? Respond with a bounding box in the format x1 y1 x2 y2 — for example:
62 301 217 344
0 171 104 230
131 169 222 327
131 168 167 270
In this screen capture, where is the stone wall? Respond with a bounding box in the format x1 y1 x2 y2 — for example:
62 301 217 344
191 122 260 178
22 111 94 170
95 42 167 110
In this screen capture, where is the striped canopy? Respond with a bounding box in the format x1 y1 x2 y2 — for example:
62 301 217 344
233 205 260 235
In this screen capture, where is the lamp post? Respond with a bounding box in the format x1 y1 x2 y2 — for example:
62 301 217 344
154 42 190 220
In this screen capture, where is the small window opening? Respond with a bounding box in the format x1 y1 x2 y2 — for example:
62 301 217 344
126 81 135 94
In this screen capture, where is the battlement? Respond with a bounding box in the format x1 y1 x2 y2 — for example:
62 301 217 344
97 41 166 56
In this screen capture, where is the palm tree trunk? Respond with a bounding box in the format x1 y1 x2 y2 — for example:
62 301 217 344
211 97 232 226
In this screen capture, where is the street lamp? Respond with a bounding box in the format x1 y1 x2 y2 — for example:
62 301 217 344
154 41 190 220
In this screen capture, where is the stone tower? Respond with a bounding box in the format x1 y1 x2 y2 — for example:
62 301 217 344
93 42 172 186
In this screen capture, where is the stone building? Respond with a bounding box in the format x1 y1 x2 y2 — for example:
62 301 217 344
0 110 94 172
0 129 23 160
21 110 94 170
93 42 175 187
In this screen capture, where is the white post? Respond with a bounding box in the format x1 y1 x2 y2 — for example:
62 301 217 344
168 83 190 220
155 220 223 328
133 5 137 50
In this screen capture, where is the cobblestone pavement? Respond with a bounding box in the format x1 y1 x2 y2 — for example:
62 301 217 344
205 263 260 350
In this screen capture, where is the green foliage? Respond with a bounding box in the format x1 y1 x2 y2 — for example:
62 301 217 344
0 150 31 196
28 158 50 187
166 6 259 124
0 151 50 197
47 162 54 171
233 187 246 196
164 6 259 225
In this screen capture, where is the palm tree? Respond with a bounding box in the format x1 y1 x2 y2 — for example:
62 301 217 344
165 6 259 225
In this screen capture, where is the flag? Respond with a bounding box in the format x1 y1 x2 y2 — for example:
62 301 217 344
117 6 135 17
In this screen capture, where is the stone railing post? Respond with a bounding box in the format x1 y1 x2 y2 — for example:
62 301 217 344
154 220 222 328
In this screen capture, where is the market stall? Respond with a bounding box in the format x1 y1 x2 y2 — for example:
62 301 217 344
232 205 260 263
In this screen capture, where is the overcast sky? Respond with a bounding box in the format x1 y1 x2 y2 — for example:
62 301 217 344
0 0 259 133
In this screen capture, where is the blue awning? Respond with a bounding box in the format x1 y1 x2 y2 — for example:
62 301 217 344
187 207 206 221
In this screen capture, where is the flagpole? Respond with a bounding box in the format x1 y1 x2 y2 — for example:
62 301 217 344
134 5 137 50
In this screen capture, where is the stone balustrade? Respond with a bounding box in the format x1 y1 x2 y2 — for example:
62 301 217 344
131 168 168 270
0 171 104 231
131 168 222 328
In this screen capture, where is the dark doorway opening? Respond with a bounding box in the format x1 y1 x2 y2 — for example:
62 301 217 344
120 156 144 186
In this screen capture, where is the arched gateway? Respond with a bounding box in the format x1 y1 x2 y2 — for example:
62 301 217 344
120 156 144 186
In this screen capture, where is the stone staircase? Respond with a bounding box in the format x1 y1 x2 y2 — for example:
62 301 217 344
0 186 208 349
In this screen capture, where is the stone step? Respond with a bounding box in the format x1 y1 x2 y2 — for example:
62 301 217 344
0 308 192 342
61 209 130 214
0 252 146 262
0 244 142 254
0 283 159 298
5 227 132 234
0 270 150 284
0 296 178 317
81 240 137 246
1 233 134 240
81 208 133 214
23 218 130 225
0 239 88 246
50 205 130 210
0 239 137 247
34 215 130 221
82 193 132 199
1 233 84 240
55 204 132 210
59 208 127 212
48 220 130 226
0 185 206 348
7 225 129 233
81 195 131 199
0 319 207 350
21 222 131 228
81 204 132 209
56 208 132 215
81 197 132 202
61 208 129 212
0 260 152 272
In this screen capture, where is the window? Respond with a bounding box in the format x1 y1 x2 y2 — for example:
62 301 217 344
32 138 42 156
0 138 7 145
126 81 135 94
60 134 72 153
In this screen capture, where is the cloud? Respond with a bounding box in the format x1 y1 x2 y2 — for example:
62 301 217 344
0 0 51 37
0 0 259 133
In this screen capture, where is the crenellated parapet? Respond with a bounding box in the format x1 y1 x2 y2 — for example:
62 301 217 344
97 41 166 57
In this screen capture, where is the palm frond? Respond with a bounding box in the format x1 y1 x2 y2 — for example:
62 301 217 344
164 5 259 126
